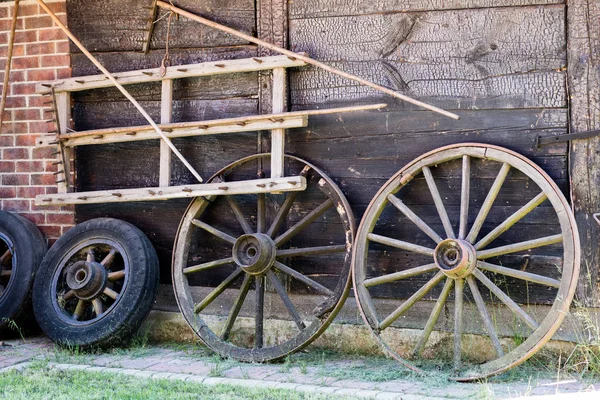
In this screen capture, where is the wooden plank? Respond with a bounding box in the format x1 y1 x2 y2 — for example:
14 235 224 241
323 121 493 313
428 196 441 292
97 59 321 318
39 104 384 147
289 0 564 18
55 92 71 193
289 6 566 109
37 55 307 94
567 0 600 306
36 176 306 206
159 79 173 187
271 68 286 178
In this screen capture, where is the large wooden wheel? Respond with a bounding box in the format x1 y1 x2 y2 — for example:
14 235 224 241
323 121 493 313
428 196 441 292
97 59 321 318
352 144 579 380
173 154 354 362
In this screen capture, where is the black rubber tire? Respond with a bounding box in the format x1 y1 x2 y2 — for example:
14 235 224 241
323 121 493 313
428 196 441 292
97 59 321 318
33 218 159 347
0 211 46 337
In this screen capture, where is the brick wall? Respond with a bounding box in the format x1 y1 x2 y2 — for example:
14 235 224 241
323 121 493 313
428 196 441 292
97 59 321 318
0 0 74 243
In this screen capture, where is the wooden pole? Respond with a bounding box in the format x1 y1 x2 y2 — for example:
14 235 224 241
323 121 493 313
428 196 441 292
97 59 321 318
156 1 460 120
36 0 204 183
0 0 20 134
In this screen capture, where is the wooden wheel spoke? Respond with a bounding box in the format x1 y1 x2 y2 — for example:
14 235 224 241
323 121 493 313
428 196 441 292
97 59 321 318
466 276 504 357
473 269 539 330
0 249 12 265
423 166 455 239
101 249 118 267
475 192 547 250
255 275 265 348
276 245 346 258
257 193 266 234
459 155 470 240
63 290 75 301
0 269 11 278
274 261 333 296
221 273 252 341
227 196 253 235
364 263 437 288
413 278 454 357
72 300 87 321
267 270 306 330
466 163 511 243
454 278 464 370
103 287 118 300
267 192 299 238
274 199 333 247
379 271 445 331
86 248 96 263
183 257 234 275
387 194 443 243
367 233 434 257
92 298 104 317
192 219 237 245
108 270 125 281
194 268 244 313
478 261 560 288
477 234 562 259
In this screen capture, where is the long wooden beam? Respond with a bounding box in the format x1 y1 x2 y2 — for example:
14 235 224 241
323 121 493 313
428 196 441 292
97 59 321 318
36 55 307 94
0 0 20 134
35 176 306 205
156 1 459 120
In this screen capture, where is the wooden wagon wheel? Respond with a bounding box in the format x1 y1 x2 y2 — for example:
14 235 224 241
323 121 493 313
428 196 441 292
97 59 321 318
352 143 579 380
172 154 354 362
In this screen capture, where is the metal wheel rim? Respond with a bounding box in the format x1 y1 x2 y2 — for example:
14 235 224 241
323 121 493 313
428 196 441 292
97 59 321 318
173 153 354 361
51 238 129 326
352 143 580 380
0 233 16 302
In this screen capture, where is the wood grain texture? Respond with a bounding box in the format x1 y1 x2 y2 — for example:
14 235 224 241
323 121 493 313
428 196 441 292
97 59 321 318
290 0 564 18
289 6 566 109
568 0 600 306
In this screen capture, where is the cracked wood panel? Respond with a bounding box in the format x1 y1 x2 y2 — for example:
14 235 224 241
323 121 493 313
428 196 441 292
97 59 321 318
568 1 600 306
66 0 255 53
289 5 566 109
290 0 564 18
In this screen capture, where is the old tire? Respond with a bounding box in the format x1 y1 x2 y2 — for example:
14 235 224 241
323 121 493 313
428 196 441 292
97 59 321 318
33 218 159 347
0 211 46 336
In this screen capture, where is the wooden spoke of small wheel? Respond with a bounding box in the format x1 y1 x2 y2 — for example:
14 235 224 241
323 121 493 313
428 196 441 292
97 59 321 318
276 245 346 258
92 298 104 317
387 194 443 243
221 273 252 341
477 234 562 259
364 263 437 288
422 166 455 239
101 249 118 267
466 163 511 243
257 193 266 234
472 269 538 330
0 249 11 265
194 268 244 313
379 272 445 331
227 196 253 235
183 257 233 275
0 269 11 278
255 275 265 348
86 248 96 263
274 261 333 296
63 290 75 301
192 219 237 245
413 277 454 357
478 261 560 288
475 192 547 250
459 155 470 240
267 165 311 238
72 300 87 320
466 276 504 357
103 287 118 300
367 233 434 257
267 270 306 330
454 278 465 370
274 199 334 247
108 270 125 281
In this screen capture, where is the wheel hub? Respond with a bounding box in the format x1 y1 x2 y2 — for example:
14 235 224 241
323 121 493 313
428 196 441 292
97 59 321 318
65 260 107 300
433 239 477 279
232 233 276 275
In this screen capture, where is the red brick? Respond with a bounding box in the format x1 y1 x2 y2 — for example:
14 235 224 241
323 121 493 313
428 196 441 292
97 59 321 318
15 31 37 44
0 135 14 147
0 122 27 134
47 2 66 13
33 147 56 159
2 174 29 186
41 54 70 68
0 188 17 199
28 96 49 108
39 225 61 238
15 134 38 147
47 213 74 225
3 148 29 160
17 161 44 173
0 18 24 31
29 120 48 133
55 41 70 54
26 42 55 56
55 67 71 79
20 212 46 225
3 96 26 109
2 200 31 212
47 238 57 247
0 161 15 173
0 44 25 58
13 108 41 121
45 186 58 195
27 69 56 82
61 225 73 236
11 83 36 96
12 56 40 70
0 71 26 83
24 16 54 30
31 173 56 185
39 28 65 42
0 7 8 19
17 186 46 198
19 4 40 16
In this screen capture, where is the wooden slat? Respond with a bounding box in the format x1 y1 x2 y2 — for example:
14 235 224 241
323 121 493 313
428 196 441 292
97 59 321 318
35 176 307 206
271 67 286 178
159 80 173 187
36 55 308 94
55 92 71 193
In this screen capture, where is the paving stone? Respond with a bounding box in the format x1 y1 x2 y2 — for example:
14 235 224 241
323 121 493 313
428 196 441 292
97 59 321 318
330 379 380 390
85 366 108 373
274 382 300 390
185 376 207 384
132 370 157 378
333 388 363 397
151 372 174 380
261 372 295 382
203 377 227 385
375 393 404 400
116 369 141 376
168 373 192 382
118 357 163 369
101 367 123 375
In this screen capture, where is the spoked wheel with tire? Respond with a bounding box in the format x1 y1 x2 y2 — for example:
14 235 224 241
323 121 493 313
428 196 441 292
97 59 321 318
352 144 579 381
0 211 46 335
33 218 159 347
173 154 354 362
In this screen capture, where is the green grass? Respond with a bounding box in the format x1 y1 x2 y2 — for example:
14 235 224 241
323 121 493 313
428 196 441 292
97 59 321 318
0 364 347 400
